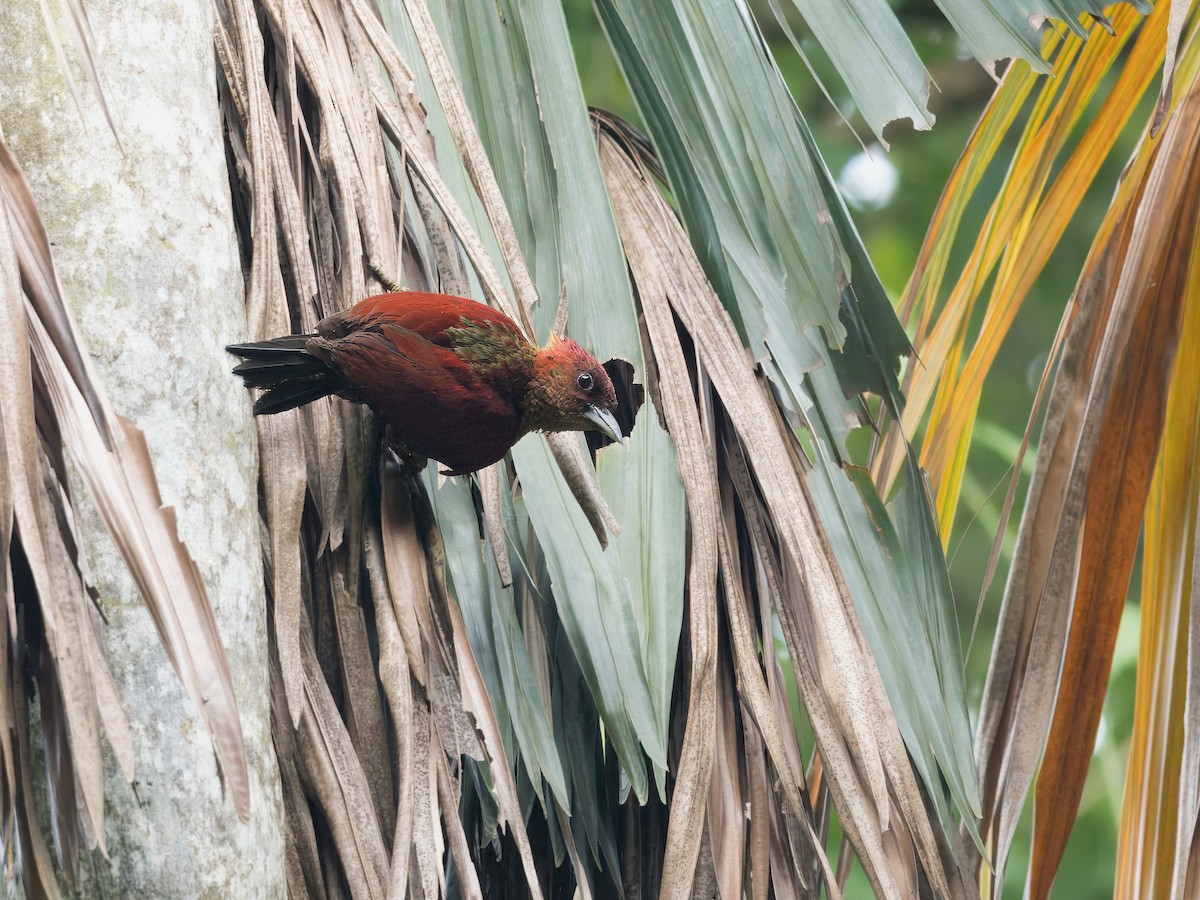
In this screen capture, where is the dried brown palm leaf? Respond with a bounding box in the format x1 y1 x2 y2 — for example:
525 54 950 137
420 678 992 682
597 111 948 898
12 645 60 900
216 2 566 894
273 677 327 900
975 35 1200 896
295 619 389 899
410 703 442 900
581 124 720 898
708 646 744 900
364 502 417 898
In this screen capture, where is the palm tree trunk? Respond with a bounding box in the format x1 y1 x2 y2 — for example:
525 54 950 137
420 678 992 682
0 1 285 895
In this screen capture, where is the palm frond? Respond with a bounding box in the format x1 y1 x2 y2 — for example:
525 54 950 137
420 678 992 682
971 12 1200 897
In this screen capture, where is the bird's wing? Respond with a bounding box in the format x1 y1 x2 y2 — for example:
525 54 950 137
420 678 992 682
322 323 523 473
327 322 494 400
337 291 525 348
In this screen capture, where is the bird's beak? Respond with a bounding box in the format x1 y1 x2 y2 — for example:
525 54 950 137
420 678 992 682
584 405 623 442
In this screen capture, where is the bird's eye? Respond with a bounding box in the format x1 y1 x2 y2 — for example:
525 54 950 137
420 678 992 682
577 372 594 392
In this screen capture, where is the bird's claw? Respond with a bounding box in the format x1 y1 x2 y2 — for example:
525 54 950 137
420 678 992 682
383 436 428 474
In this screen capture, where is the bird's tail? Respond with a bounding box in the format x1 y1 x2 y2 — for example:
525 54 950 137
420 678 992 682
226 335 343 415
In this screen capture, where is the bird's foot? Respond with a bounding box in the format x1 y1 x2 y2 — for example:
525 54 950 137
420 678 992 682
383 436 428 474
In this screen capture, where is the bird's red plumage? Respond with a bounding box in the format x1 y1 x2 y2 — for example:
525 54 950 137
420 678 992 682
230 291 619 475
338 291 525 348
312 293 533 473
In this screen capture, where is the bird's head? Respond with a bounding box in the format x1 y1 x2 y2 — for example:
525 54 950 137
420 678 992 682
523 336 622 442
